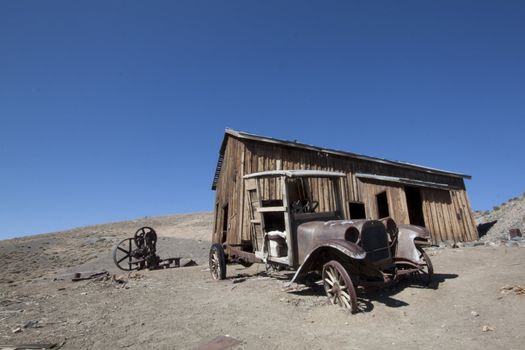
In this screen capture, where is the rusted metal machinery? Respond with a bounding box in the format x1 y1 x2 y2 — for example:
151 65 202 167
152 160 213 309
112 227 186 271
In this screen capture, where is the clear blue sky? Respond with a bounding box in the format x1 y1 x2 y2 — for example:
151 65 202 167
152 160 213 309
1 1 524 239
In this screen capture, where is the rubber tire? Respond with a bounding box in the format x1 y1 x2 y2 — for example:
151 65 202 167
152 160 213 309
322 260 358 313
209 243 227 280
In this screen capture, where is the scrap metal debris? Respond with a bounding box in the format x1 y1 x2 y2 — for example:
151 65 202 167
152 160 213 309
71 270 110 282
509 228 522 239
0 344 57 350
196 335 241 350
500 285 525 295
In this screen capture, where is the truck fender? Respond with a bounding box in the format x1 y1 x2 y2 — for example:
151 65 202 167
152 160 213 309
290 240 366 284
396 224 431 263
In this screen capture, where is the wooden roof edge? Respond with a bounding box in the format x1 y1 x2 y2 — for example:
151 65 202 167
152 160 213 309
211 128 471 190
244 170 346 179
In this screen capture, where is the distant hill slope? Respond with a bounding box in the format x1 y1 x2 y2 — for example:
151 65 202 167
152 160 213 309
5 211 214 242
475 192 525 240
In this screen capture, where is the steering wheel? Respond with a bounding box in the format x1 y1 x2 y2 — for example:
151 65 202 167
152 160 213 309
291 200 319 213
305 201 318 213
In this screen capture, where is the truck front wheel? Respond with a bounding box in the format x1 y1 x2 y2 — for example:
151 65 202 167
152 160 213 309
322 260 358 313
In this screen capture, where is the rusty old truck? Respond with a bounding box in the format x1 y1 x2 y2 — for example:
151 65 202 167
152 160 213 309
208 170 433 312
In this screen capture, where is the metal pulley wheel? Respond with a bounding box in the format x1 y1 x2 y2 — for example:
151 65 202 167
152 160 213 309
112 237 141 271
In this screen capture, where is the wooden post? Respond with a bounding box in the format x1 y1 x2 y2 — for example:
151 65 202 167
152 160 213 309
282 176 294 266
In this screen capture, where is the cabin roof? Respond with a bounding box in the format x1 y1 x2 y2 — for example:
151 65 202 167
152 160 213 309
212 128 471 190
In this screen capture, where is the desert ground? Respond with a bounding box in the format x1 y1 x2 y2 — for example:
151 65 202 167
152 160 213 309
1 212 525 350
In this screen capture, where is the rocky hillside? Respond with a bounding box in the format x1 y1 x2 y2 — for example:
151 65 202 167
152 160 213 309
475 191 525 242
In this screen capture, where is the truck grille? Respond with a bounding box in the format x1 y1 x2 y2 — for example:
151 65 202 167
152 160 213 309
361 222 390 263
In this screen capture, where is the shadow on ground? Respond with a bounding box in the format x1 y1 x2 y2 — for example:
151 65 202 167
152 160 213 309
288 272 458 313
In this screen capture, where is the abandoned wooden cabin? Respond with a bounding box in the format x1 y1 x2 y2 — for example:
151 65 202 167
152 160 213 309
211 129 478 245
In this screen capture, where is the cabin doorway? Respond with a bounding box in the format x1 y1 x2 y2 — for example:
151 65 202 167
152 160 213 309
405 186 425 227
376 191 390 219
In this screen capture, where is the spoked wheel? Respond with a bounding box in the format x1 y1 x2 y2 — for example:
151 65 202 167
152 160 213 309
322 260 358 313
415 246 434 285
112 238 140 271
209 244 227 280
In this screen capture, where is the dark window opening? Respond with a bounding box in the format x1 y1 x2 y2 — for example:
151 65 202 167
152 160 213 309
376 191 390 219
405 186 425 227
222 204 228 243
261 199 283 207
263 212 285 232
349 202 366 219
261 199 286 232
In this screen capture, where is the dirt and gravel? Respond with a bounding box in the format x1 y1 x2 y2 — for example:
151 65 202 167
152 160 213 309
1 212 525 350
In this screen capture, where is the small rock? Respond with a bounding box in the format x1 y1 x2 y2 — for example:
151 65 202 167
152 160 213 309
501 285 513 294
80 292 88 295
470 311 479 317
482 325 495 332
128 272 144 280
112 275 127 284
23 320 41 328
12 327 22 333
505 241 518 248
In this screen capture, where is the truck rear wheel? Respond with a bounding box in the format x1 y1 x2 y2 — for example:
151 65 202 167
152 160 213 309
322 260 358 313
209 244 227 280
